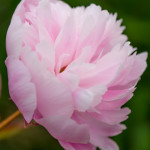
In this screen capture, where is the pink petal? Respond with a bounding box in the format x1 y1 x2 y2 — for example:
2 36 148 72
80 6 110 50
36 75 74 118
59 141 96 150
90 133 119 150
112 51 148 88
6 16 24 56
125 52 148 82
98 94 133 110
57 71 79 91
35 115 90 144
91 107 131 125
20 47 74 118
54 12 78 73
89 84 107 107
37 0 71 42
73 88 94 112
103 87 135 101
5 56 37 123
79 46 128 87
36 41 55 73
73 112 126 137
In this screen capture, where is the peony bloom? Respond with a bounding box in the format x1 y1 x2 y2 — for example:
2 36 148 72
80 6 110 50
6 0 147 149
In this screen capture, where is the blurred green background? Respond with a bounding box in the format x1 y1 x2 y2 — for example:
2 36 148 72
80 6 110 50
0 0 150 150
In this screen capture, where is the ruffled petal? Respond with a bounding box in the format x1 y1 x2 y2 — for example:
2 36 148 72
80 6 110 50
20 47 73 118
57 71 79 91
79 45 128 87
98 94 133 110
73 88 94 112
91 107 131 125
5 56 37 123
54 11 78 73
35 115 90 144
73 112 126 137
37 0 71 42
90 133 119 150
6 16 24 56
59 141 96 150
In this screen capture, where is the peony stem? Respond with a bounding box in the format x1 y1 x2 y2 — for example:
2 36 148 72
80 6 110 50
0 110 21 130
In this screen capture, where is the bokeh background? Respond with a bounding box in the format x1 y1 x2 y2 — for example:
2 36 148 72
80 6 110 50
0 0 150 150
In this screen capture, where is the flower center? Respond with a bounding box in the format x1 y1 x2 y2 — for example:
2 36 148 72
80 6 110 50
60 66 67 73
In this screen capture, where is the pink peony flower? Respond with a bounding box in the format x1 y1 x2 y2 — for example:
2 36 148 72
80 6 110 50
6 0 147 149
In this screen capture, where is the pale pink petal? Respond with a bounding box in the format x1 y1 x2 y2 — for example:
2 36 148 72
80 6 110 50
91 107 131 125
124 52 148 83
73 88 94 112
20 47 73 118
59 141 96 150
73 112 126 137
5 56 37 123
35 75 74 117
36 41 55 73
54 12 78 73
37 0 71 42
66 60 96 79
6 16 24 56
98 94 133 110
79 46 128 87
35 115 90 144
90 133 119 150
57 71 79 91
111 50 148 88
103 87 135 101
89 84 107 107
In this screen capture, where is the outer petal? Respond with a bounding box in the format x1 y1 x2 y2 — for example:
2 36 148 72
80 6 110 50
123 52 148 83
73 112 126 137
6 16 24 56
59 141 96 150
21 47 73 118
90 132 119 150
36 75 74 118
91 108 131 125
102 87 135 101
79 45 128 88
98 94 133 110
111 52 148 88
35 115 90 144
5 56 37 123
37 0 71 42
